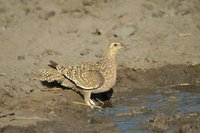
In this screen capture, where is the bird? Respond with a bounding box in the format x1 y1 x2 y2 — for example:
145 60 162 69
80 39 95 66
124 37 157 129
39 42 123 108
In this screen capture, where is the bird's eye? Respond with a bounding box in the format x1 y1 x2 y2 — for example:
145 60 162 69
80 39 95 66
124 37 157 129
114 43 117 46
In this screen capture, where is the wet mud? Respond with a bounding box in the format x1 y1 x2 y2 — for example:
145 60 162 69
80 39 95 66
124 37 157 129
0 64 200 133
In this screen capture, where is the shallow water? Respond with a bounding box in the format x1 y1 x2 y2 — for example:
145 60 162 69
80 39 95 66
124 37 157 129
90 85 200 132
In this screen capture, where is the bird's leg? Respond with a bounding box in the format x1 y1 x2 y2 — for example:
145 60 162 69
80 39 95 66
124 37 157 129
83 91 93 108
83 91 102 109
89 99 96 106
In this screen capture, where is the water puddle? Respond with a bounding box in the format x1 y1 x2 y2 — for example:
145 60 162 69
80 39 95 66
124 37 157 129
90 84 200 132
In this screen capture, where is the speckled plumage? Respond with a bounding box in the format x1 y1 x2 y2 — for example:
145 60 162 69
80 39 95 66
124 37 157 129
39 42 123 108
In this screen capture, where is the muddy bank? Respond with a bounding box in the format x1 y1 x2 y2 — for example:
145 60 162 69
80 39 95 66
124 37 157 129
115 64 200 95
0 64 200 132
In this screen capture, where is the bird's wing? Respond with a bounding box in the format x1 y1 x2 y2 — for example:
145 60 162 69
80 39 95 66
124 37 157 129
64 66 104 90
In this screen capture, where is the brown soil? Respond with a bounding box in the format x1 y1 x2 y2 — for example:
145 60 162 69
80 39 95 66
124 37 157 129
0 0 200 132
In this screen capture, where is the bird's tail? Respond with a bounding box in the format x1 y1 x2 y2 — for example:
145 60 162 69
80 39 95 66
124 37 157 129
39 68 64 83
48 60 66 73
49 60 58 69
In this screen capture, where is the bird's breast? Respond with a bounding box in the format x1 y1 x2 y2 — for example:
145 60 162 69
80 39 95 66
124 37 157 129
93 59 117 93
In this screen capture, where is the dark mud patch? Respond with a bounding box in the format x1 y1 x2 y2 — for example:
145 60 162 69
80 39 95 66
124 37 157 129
115 64 200 96
0 64 200 133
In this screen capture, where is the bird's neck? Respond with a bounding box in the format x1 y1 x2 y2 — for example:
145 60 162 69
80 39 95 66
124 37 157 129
106 49 117 59
105 53 116 62
104 52 117 84
104 51 117 67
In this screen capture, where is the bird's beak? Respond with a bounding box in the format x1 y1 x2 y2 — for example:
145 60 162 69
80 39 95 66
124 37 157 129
120 43 125 48
122 43 129 51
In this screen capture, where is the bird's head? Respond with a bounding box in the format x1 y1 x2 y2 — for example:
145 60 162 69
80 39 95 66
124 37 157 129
106 42 124 57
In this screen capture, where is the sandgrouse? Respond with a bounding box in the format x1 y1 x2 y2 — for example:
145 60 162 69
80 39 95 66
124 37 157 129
39 42 123 108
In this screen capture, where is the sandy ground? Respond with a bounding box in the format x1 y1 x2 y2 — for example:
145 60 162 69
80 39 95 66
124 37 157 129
0 0 200 132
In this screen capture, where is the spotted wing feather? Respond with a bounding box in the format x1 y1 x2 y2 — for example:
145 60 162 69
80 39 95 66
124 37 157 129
64 65 104 90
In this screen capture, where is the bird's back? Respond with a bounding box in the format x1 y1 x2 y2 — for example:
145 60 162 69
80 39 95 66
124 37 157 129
58 56 116 91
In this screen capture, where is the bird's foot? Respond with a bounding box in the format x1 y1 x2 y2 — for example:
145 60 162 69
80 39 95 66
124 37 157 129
90 99 103 109
89 99 96 106
84 99 101 109
73 101 102 109
91 104 102 109
95 98 104 107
